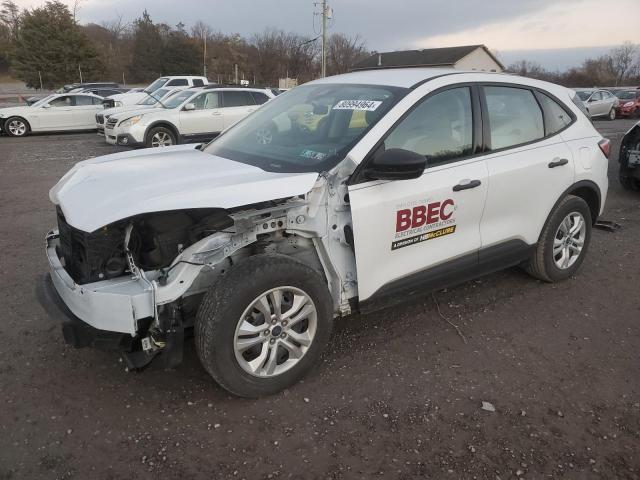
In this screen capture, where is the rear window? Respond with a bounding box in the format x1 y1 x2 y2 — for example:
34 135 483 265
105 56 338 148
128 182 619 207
484 86 544 150
167 79 188 86
223 91 256 107
192 79 204 87
537 93 572 135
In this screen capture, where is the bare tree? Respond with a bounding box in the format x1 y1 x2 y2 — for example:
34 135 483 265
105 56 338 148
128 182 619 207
610 42 639 86
326 33 368 75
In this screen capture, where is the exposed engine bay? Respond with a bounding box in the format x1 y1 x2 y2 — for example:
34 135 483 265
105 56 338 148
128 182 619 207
620 123 640 174
56 206 233 285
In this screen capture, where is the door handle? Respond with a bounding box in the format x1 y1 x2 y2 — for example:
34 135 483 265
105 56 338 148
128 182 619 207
211 111 222 116
548 158 568 168
452 179 481 192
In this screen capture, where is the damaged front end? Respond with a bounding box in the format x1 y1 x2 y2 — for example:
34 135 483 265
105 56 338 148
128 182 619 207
619 122 640 189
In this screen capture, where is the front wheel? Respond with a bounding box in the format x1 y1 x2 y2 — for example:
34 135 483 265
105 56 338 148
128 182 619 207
526 195 592 282
195 254 333 397
146 126 176 148
619 166 640 191
608 108 616 121
4 117 30 137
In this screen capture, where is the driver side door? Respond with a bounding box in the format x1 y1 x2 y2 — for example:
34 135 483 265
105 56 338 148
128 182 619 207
348 86 488 302
37 95 76 130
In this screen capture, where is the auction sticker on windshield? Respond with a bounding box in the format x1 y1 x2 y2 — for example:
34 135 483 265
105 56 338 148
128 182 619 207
333 100 382 111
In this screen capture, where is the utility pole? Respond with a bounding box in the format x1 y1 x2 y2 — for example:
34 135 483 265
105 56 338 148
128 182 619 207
203 32 207 78
321 0 327 78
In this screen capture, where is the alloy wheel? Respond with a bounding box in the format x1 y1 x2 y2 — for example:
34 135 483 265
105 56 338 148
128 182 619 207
553 212 586 270
233 287 318 378
8 120 27 136
151 131 173 147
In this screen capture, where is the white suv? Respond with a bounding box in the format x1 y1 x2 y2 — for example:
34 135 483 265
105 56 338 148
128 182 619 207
44 69 609 397
104 86 275 148
105 76 209 107
95 87 185 134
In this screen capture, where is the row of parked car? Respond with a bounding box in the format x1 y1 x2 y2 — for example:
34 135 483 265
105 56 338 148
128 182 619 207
574 86 640 120
0 75 282 147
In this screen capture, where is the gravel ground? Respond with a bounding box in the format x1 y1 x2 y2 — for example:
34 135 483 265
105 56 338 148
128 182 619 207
0 120 639 480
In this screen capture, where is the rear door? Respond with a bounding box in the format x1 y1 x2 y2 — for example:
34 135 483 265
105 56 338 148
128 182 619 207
478 85 575 251
71 95 103 128
348 85 489 301
178 91 223 138
221 90 257 129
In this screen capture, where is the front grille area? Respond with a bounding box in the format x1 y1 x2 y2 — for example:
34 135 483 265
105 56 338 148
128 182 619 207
96 113 104 125
56 207 127 284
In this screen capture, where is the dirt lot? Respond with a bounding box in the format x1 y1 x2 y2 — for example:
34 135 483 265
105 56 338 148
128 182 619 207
0 120 639 480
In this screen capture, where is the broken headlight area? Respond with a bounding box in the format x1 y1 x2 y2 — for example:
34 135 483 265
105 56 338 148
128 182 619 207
620 123 640 170
56 207 233 285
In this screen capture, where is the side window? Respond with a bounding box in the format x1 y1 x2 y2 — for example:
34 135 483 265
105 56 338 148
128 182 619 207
384 87 474 165
191 92 220 110
192 79 204 87
537 93 572 135
74 95 95 106
484 86 544 150
167 79 188 86
223 91 256 107
92 97 104 105
251 92 270 105
591 91 602 101
49 96 74 107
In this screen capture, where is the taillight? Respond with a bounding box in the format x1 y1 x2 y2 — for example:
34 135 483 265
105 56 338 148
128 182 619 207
598 138 611 159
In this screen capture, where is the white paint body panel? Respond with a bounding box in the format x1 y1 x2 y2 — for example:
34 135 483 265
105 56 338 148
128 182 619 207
50 145 319 232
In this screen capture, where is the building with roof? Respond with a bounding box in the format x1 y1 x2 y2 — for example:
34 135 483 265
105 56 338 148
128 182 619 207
352 45 504 73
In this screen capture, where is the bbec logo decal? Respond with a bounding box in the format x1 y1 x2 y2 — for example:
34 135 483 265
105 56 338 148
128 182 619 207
392 199 457 251
396 199 455 232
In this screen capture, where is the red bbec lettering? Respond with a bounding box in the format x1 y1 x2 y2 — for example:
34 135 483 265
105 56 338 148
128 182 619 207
396 209 412 232
426 201 441 224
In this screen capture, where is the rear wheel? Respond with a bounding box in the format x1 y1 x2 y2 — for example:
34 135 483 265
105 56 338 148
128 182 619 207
146 126 176 148
526 195 592 282
4 117 29 137
195 254 333 397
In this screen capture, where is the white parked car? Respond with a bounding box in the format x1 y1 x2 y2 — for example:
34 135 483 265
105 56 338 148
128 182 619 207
95 87 185 134
44 69 609 397
0 93 104 137
104 76 209 108
104 86 275 148
574 88 619 120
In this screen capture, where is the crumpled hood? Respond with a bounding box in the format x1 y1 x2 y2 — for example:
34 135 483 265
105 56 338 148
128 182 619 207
108 106 164 122
50 144 319 232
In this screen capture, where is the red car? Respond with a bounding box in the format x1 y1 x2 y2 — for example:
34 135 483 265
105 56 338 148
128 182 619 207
615 89 640 118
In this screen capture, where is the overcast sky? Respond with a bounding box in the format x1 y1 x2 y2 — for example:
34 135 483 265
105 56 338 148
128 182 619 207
13 0 640 69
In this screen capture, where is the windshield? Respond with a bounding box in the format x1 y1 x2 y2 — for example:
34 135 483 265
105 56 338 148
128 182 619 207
162 90 195 109
144 77 168 93
138 88 170 106
31 94 55 107
615 90 636 100
575 91 592 101
204 83 407 173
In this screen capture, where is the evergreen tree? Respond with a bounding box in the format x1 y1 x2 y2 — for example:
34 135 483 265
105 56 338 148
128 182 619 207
10 1 102 88
162 29 200 76
127 10 162 82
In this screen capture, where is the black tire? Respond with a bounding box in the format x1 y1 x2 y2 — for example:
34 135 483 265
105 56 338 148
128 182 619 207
619 167 640 191
145 126 176 148
4 116 30 137
526 195 592 283
195 254 333 397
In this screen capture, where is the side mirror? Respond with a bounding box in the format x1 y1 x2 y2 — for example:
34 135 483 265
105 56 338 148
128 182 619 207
183 103 196 111
42 103 51 109
364 148 427 181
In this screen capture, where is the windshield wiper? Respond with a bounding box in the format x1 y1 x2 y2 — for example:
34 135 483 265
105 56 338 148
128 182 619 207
141 91 167 108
